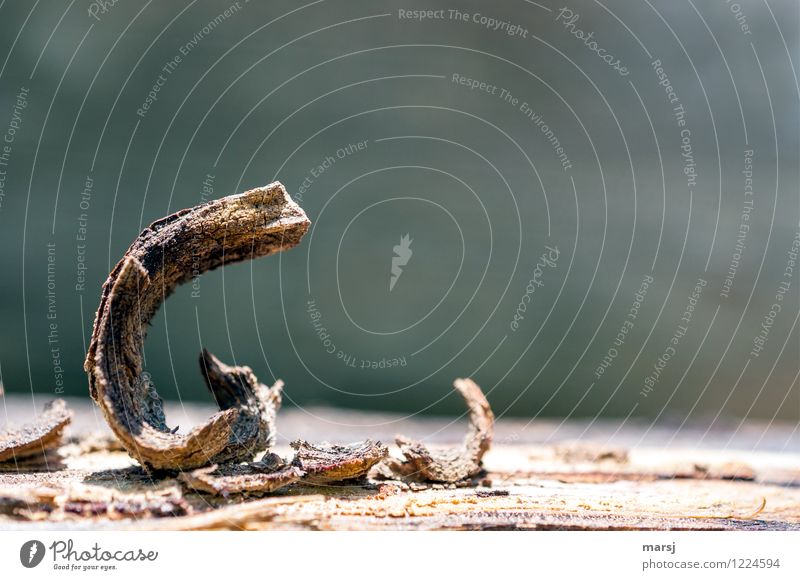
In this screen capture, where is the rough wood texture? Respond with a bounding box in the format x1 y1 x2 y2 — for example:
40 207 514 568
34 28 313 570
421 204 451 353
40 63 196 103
0 399 72 463
1 396 799 530
83 183 309 471
179 453 304 496
290 439 388 483
385 378 493 482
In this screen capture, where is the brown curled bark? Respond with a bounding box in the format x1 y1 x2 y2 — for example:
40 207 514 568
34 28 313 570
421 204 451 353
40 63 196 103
0 399 72 463
388 378 493 483
84 182 310 471
180 453 304 496
198 350 284 464
290 439 388 483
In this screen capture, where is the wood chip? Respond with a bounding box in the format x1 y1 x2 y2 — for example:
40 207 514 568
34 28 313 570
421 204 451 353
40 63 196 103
180 453 303 496
476 489 509 497
0 399 72 463
198 350 284 464
386 378 494 483
291 439 388 483
83 183 310 471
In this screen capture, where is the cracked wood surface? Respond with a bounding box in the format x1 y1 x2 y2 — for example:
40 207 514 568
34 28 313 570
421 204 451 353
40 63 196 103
1 396 799 530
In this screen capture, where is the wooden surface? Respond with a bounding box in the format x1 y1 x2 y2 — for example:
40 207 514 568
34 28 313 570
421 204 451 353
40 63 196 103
1 395 799 530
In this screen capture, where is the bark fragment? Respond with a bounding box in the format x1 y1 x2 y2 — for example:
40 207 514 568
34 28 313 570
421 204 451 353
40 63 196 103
198 350 284 464
180 453 303 496
384 378 493 483
0 399 72 463
84 183 310 471
291 439 388 483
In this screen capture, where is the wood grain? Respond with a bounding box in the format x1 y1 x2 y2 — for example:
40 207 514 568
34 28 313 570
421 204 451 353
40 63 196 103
1 396 799 530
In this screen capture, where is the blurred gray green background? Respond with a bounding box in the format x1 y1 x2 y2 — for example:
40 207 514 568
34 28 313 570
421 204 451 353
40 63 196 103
0 0 797 423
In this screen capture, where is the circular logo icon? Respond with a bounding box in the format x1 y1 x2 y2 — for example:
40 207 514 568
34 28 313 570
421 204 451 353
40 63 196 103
20 540 45 568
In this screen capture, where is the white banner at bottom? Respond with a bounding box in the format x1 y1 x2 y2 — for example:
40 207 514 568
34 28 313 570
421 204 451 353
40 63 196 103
1 530 798 579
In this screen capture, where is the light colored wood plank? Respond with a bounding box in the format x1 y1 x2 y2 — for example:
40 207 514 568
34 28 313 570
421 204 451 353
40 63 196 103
1 396 799 530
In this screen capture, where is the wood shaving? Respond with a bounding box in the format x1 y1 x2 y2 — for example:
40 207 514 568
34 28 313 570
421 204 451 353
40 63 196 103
382 378 493 483
180 453 303 496
291 439 388 483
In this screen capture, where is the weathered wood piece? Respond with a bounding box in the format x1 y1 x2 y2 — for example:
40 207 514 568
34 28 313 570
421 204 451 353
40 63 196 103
0 399 72 463
290 440 387 483
383 378 493 482
83 183 309 471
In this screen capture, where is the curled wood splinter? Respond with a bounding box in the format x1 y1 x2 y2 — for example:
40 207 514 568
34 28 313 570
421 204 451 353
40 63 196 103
383 378 494 483
85 183 310 471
